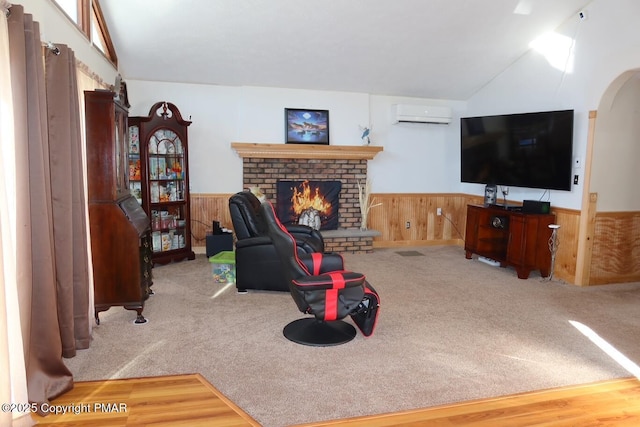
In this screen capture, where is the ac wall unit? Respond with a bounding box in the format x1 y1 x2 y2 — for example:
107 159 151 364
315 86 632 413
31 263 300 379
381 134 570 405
391 104 452 125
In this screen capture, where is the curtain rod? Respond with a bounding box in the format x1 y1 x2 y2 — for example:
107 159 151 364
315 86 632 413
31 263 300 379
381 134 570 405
44 41 60 55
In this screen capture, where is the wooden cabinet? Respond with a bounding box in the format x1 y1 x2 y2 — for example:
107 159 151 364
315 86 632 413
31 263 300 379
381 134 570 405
85 88 152 324
129 102 195 265
464 204 555 279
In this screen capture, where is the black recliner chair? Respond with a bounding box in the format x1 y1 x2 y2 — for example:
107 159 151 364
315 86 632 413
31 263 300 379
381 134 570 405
229 190 325 292
260 201 380 346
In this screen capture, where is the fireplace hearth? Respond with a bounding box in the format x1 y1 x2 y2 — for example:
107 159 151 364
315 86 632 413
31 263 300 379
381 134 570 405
277 180 342 230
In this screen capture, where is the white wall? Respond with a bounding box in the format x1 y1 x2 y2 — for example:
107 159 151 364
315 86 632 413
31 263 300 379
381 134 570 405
465 0 640 210
126 80 464 194
369 96 466 193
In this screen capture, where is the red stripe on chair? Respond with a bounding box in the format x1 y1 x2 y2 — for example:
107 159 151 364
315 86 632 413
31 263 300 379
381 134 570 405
324 273 346 321
325 289 338 321
329 272 346 289
311 253 323 275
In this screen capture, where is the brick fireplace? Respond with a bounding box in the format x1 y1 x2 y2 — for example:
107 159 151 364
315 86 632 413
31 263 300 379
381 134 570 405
231 143 383 253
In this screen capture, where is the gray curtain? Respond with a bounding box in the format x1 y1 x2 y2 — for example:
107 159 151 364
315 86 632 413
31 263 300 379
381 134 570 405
8 4 90 410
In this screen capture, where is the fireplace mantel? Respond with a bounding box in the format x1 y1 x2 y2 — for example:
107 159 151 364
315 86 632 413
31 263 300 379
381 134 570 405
231 142 383 160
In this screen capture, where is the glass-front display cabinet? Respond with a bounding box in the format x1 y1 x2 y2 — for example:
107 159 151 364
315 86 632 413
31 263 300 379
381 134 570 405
129 102 195 264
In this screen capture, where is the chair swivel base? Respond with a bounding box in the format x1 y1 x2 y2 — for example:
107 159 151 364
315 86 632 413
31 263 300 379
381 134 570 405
283 318 356 346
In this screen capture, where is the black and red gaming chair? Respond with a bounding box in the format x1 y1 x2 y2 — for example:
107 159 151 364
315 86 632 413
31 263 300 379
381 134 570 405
229 190 325 292
260 201 379 346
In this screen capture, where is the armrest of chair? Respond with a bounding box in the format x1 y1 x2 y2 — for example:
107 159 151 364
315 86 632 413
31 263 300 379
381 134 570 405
286 224 324 253
235 235 273 249
291 271 365 290
298 252 344 275
286 223 318 236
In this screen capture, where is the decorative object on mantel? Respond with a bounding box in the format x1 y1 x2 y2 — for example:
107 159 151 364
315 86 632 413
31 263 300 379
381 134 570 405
285 108 329 145
357 179 382 231
359 125 371 145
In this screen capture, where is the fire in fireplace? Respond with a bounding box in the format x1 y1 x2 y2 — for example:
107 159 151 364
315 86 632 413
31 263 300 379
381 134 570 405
276 180 342 230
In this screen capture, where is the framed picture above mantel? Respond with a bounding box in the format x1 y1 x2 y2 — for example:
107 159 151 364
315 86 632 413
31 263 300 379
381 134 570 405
285 108 329 145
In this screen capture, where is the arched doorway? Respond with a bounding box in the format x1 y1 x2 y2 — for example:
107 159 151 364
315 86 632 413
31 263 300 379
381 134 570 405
577 70 640 285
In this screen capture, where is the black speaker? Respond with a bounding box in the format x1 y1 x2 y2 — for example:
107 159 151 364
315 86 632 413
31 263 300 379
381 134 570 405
206 232 233 257
522 200 551 214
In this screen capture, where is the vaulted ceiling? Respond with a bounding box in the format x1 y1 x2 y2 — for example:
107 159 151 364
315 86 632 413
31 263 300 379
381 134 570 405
100 0 591 100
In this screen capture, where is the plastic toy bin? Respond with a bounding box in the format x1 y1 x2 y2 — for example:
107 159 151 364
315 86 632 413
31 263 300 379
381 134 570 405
209 251 236 284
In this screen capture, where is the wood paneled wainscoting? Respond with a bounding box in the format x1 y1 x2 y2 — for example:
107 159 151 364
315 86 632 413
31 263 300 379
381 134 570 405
189 193 640 286
190 193 234 248
590 211 640 285
366 193 481 247
189 193 483 251
537 207 640 286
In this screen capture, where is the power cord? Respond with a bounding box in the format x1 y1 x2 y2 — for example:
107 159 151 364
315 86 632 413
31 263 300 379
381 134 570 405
442 213 464 240
190 218 213 243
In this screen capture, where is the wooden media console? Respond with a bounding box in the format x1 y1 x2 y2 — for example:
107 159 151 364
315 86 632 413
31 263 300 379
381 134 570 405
464 204 555 279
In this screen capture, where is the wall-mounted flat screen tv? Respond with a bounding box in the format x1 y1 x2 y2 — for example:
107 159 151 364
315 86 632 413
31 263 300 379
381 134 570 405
460 109 574 191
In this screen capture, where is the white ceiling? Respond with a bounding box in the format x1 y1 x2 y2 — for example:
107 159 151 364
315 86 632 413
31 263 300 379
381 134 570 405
100 0 591 100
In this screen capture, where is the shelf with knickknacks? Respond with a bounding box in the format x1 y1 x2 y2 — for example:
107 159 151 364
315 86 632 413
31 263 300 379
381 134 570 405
129 101 195 265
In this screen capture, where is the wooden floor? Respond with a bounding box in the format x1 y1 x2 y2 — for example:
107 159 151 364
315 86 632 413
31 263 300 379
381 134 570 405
32 374 259 427
32 375 640 426
300 378 640 427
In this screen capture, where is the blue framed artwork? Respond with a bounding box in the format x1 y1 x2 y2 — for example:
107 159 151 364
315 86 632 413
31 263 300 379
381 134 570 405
285 108 329 145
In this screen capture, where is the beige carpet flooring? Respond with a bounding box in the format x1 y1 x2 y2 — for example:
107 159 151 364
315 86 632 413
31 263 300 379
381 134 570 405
64 246 640 427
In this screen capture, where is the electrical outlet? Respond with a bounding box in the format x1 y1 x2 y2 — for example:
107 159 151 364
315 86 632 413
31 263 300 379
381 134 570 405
437 208 442 216
405 221 410 229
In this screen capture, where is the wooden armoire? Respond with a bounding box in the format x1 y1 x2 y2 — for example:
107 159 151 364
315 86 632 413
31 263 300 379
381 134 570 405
84 84 153 324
